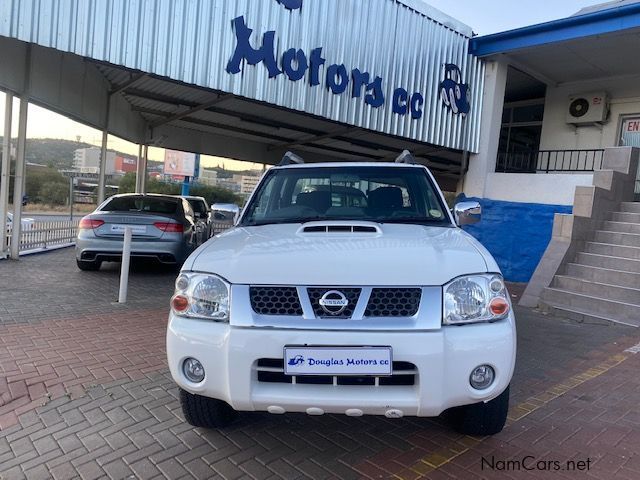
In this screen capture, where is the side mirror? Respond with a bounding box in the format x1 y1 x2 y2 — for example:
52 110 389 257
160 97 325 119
454 201 481 226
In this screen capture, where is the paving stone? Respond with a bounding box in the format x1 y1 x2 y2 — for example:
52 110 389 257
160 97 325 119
2 250 640 480
129 458 161 479
102 459 133 480
22 464 51 480
156 458 190 479
75 460 105 480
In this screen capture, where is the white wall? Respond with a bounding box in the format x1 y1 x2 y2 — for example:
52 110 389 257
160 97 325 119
541 76 640 150
463 74 640 206
484 172 593 206
462 60 509 198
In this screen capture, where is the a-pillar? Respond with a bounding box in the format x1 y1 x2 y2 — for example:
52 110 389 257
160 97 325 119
461 60 509 198
9 96 28 259
0 93 13 258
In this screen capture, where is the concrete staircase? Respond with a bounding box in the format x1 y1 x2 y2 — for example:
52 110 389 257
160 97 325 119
541 201 640 327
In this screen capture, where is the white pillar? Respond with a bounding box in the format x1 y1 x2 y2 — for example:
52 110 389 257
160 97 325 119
118 226 133 303
97 92 113 205
0 93 13 257
97 128 109 204
140 145 148 194
463 60 509 198
135 144 144 193
9 97 28 259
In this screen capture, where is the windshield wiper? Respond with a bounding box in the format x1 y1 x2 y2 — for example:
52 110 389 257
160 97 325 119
242 216 322 227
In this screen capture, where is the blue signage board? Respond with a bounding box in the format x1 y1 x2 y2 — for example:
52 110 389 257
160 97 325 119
227 0 470 122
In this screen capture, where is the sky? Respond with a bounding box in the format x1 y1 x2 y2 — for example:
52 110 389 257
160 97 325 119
0 0 611 171
425 0 609 35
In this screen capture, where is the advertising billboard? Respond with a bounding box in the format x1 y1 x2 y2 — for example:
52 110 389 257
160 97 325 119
164 150 197 177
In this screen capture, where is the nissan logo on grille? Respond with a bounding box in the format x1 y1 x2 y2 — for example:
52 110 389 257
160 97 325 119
318 290 349 316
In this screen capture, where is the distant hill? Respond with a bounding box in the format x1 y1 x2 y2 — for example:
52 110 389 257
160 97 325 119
0 137 93 170
0 137 162 171
0 137 256 175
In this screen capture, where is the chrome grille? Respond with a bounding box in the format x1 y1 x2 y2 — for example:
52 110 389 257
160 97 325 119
256 359 417 386
307 288 361 318
249 287 303 316
248 286 423 318
365 288 422 317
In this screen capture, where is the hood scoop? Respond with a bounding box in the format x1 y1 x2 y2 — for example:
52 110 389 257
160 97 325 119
297 222 382 234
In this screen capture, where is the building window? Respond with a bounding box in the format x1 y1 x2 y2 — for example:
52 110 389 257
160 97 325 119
495 66 547 173
497 100 545 172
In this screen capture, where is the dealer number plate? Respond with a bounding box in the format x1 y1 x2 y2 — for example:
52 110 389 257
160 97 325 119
284 346 392 376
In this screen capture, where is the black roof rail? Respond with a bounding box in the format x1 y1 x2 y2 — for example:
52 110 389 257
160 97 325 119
278 151 304 166
395 150 417 164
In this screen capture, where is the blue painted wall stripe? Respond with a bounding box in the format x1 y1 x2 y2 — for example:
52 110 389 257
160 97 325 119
460 197 572 283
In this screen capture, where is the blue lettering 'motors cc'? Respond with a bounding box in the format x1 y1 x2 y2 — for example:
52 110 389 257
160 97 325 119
276 0 303 10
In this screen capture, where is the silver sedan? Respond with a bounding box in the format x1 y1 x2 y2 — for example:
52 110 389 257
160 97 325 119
75 194 202 271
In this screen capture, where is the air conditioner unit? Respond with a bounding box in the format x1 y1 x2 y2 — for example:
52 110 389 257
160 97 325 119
566 92 609 125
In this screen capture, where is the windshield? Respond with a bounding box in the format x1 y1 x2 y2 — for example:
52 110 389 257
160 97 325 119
240 166 451 226
101 196 179 215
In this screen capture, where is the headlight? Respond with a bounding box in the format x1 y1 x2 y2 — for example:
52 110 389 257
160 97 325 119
171 273 230 321
443 274 510 325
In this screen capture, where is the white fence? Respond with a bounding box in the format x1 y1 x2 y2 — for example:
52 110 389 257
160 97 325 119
8 219 80 254
5 219 230 256
212 221 234 235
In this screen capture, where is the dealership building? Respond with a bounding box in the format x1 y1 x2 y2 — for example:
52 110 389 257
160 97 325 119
1 0 639 324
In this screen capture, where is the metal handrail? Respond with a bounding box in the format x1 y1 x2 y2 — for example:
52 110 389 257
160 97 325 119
496 149 605 173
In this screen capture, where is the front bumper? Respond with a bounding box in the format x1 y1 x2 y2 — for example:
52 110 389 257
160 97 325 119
167 312 516 418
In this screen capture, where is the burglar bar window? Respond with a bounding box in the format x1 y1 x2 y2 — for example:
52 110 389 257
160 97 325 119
497 100 545 173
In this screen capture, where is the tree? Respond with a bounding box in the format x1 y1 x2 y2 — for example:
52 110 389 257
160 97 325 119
191 184 242 205
16 166 70 205
39 181 69 205
118 172 136 194
117 174 241 205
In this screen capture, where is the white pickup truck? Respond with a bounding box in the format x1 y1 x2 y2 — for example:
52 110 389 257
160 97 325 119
167 152 516 435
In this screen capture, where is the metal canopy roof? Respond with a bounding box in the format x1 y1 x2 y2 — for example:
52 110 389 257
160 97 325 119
90 60 465 184
0 0 481 191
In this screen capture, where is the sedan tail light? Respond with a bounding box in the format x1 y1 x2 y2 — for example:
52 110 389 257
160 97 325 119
79 217 105 229
154 222 184 233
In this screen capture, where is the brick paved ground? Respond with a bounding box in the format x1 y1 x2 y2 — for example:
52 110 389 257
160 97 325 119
1 249 639 479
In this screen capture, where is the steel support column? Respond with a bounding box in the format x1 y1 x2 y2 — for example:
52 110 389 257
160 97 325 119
135 144 144 193
0 93 13 258
97 99 111 204
9 96 28 259
140 145 148 194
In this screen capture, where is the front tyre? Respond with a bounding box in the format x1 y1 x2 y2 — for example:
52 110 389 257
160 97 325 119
179 388 237 428
448 385 510 436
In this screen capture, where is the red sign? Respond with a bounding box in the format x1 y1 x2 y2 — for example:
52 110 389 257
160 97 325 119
115 156 137 173
625 119 640 132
